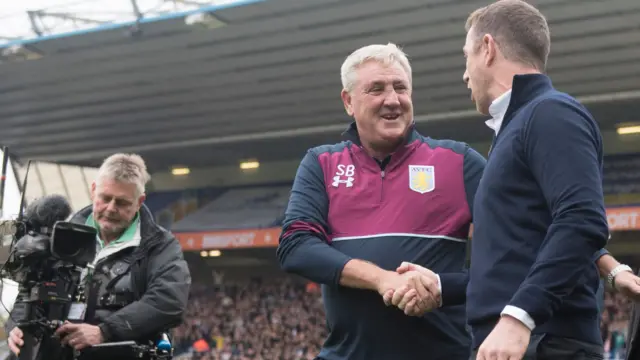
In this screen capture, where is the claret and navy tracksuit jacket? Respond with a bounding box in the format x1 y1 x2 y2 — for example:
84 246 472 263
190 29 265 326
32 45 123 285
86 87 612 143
276 122 486 360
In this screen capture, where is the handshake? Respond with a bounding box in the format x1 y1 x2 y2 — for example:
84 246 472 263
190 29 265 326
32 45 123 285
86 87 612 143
377 262 441 317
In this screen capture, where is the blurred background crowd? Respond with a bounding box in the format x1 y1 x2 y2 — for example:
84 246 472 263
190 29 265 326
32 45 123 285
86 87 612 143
172 276 325 360
170 274 635 360
603 289 634 359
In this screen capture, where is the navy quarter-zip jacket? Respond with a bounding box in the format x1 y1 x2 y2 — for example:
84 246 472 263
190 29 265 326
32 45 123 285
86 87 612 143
466 74 609 348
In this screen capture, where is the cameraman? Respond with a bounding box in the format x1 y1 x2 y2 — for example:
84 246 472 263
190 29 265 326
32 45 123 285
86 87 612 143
6 153 191 359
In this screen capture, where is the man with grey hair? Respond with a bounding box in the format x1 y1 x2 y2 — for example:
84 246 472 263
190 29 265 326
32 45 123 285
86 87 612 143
7 153 191 359
277 42 486 360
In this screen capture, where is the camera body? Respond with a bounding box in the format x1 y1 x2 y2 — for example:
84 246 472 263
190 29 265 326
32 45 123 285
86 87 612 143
3 221 97 360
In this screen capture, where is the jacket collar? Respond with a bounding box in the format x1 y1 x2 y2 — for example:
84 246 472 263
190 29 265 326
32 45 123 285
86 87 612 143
494 73 554 137
341 121 420 147
341 121 421 172
504 73 553 119
71 203 162 247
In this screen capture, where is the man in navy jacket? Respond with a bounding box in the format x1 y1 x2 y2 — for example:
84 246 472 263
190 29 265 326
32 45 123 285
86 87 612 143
391 1 640 358
276 43 486 360
463 1 608 359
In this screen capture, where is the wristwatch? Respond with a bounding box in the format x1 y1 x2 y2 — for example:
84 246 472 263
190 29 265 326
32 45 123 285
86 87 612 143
608 264 633 289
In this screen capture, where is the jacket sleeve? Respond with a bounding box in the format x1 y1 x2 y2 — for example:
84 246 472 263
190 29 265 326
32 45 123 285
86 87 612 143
99 236 191 342
593 248 609 263
4 294 28 334
276 150 353 286
506 98 609 328
438 145 486 306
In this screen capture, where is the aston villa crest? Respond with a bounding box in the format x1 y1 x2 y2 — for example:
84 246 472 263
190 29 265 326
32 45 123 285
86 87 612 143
409 165 435 194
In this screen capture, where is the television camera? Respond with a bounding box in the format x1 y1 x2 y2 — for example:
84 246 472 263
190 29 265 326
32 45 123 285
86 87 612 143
0 149 173 360
2 210 96 360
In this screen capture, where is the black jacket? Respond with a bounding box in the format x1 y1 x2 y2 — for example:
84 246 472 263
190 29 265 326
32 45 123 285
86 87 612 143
5 203 191 346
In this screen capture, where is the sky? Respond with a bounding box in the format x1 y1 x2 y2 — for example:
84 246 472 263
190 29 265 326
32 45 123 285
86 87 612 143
0 150 21 319
0 152 18 325
0 151 21 221
0 0 237 44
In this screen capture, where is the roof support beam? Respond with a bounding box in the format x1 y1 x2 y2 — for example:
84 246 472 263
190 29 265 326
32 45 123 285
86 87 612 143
26 11 43 37
26 10 111 39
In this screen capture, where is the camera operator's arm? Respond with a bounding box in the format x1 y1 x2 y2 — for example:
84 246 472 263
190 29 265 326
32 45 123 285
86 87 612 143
5 301 26 355
5 288 40 356
98 237 191 342
4 298 26 334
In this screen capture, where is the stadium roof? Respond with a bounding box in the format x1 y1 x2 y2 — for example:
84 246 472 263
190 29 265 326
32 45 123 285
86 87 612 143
1 0 230 45
1 0 639 172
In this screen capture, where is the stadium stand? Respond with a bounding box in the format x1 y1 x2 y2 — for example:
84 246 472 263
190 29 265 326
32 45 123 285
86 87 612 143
146 187 230 230
149 184 292 232
604 153 640 206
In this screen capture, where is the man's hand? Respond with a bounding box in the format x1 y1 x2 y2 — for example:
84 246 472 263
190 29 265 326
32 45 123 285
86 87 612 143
476 315 531 360
382 262 441 316
8 327 23 356
55 322 104 351
378 262 440 316
614 271 640 302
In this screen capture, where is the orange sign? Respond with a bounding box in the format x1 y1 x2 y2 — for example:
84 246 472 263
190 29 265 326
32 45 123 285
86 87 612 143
175 227 281 250
607 206 640 231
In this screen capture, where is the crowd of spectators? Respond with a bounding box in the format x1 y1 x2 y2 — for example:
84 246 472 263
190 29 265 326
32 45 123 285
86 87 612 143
172 276 325 360
173 274 634 360
603 289 633 359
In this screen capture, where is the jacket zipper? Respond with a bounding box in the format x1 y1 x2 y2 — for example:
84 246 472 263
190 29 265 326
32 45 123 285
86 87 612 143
380 170 385 203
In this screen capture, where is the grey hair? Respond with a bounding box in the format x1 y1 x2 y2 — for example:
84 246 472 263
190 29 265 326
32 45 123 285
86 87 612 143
96 153 150 197
340 43 412 93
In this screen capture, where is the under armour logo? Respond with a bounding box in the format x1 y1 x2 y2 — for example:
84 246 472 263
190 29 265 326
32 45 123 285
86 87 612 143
332 164 355 188
332 175 354 187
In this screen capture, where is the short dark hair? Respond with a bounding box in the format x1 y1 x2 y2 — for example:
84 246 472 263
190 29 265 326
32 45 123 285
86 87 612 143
466 0 550 71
